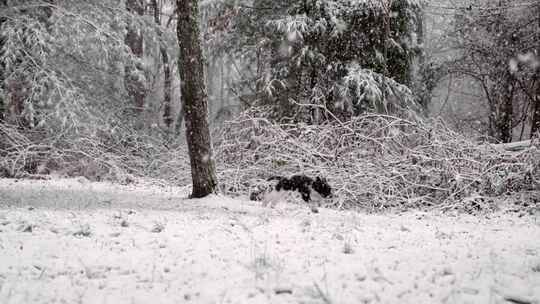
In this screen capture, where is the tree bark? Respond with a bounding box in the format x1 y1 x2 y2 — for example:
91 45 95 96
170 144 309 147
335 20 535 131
0 0 7 122
414 8 431 110
489 72 515 143
161 47 173 128
532 79 540 138
176 0 218 198
531 7 540 138
174 102 185 136
125 0 146 114
499 73 515 143
151 0 173 130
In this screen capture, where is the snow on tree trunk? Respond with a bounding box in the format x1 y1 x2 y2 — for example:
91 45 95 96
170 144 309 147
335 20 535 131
176 0 218 198
124 0 146 115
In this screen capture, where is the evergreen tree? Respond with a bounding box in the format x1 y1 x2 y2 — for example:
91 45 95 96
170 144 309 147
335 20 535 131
209 0 424 123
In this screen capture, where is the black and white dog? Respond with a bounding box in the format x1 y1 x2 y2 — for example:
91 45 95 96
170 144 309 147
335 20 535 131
250 175 332 210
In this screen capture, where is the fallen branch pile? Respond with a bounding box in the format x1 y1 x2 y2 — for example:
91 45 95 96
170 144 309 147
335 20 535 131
0 122 192 186
215 109 540 211
2 108 539 212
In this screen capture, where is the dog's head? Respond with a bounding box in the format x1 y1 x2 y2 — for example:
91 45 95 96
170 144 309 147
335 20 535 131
312 176 332 198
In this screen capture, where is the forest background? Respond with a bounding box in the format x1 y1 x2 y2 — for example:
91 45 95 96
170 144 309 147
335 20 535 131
0 0 539 211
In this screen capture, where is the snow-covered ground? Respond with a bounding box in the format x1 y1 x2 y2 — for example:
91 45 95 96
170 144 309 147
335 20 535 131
0 178 539 304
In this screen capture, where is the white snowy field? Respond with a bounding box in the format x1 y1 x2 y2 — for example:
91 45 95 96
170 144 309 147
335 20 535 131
0 179 539 304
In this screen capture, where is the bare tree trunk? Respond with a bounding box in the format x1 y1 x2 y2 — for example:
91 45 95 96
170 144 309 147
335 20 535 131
216 56 230 121
219 56 225 116
414 8 431 110
0 0 7 122
205 56 212 121
491 72 515 143
151 0 173 130
175 102 185 136
125 0 146 114
531 10 540 138
161 47 173 127
177 0 218 198
530 96 539 136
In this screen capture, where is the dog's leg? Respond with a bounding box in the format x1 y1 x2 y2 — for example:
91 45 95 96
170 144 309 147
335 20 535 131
262 190 282 208
298 184 311 202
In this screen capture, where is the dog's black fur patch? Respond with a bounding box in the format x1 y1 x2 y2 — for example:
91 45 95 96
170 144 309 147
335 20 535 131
251 174 332 203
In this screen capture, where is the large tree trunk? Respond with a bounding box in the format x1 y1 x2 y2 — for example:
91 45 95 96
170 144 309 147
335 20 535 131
124 0 146 114
177 0 218 198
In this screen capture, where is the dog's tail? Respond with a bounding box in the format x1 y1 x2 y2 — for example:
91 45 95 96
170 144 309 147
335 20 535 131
267 176 284 182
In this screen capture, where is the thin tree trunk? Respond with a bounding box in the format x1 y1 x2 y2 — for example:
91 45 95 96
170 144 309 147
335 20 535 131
491 2 514 143
175 102 185 136
220 56 225 113
151 0 173 130
205 55 212 121
531 9 540 138
161 48 173 128
415 8 430 110
0 0 7 122
125 0 146 114
530 93 539 137
177 0 218 198
493 72 515 143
